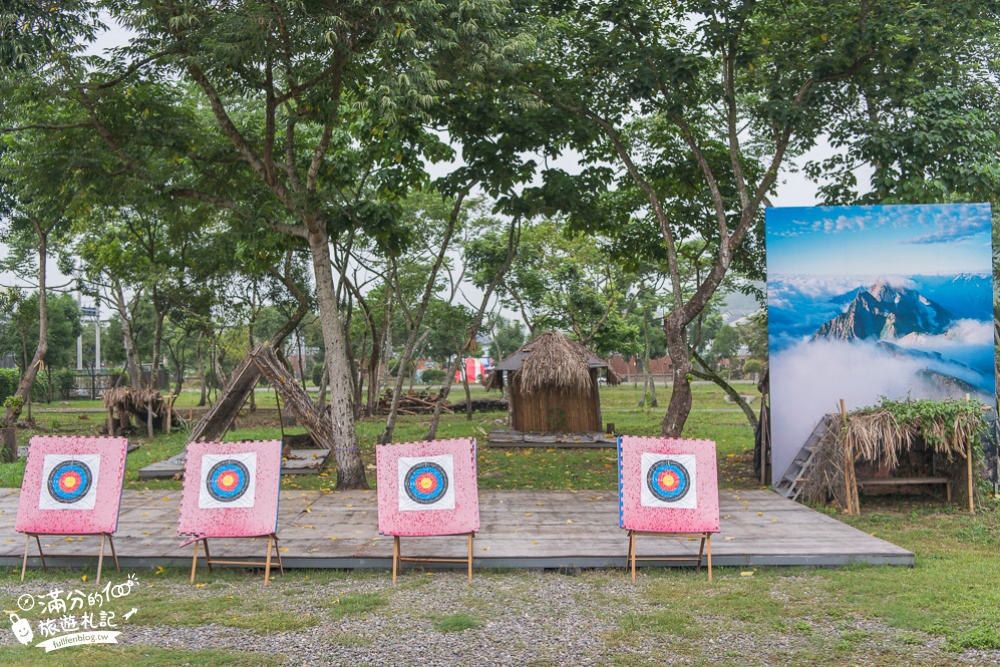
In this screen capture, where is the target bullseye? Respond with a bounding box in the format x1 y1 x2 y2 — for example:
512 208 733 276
404 462 449 505
206 459 250 503
646 459 691 502
46 460 93 504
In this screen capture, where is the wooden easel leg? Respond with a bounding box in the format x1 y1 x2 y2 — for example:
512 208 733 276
274 535 284 577
467 533 474 584
392 536 399 586
697 536 706 573
96 533 106 587
203 539 213 573
706 535 713 583
35 535 47 571
264 535 274 587
630 531 637 583
21 534 30 581
190 539 199 584
108 535 120 571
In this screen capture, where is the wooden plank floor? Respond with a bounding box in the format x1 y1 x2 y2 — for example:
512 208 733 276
0 488 913 571
137 448 330 479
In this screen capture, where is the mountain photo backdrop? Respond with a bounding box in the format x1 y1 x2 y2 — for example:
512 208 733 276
766 204 995 484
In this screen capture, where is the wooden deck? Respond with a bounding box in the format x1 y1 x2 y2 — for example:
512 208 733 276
137 448 330 479
487 429 619 448
0 489 913 570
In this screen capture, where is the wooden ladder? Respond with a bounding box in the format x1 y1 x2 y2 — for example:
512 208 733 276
773 415 833 501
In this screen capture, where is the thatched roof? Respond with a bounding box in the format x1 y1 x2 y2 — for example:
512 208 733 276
800 401 984 509
484 331 621 393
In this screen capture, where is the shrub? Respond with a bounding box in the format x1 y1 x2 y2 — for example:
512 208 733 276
421 368 446 384
56 368 78 400
0 369 18 404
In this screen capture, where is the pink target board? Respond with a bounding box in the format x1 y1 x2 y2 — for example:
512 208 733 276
16 436 129 535
618 436 720 533
178 440 282 539
376 438 479 536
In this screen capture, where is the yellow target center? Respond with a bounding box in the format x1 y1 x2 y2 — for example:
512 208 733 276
222 473 235 487
418 477 434 491
63 477 77 489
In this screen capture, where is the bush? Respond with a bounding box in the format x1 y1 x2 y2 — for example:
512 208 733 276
55 368 78 400
0 369 18 404
421 368 446 384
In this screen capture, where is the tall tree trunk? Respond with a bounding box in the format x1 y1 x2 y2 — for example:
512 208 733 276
661 312 693 437
173 360 184 396
151 291 164 387
639 318 658 408
318 358 330 408
425 215 521 440
3 225 47 426
379 191 464 444
197 334 208 407
462 361 473 421
307 226 367 489
112 280 143 390
424 356 457 441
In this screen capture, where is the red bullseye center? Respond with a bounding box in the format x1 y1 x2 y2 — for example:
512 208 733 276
658 470 680 491
416 473 438 493
59 472 81 491
218 471 239 490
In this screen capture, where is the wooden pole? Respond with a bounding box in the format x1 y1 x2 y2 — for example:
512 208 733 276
165 394 174 434
190 539 199 584
966 393 975 514
467 533 474 583
840 399 853 515
146 399 154 439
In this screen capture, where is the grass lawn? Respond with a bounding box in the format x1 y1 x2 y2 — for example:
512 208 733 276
2 382 998 665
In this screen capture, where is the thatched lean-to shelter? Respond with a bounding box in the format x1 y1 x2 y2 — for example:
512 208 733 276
485 331 621 434
799 398 989 514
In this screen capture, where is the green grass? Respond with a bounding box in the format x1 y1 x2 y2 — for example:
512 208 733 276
0 383 761 493
1 646 284 667
433 612 483 632
328 591 388 620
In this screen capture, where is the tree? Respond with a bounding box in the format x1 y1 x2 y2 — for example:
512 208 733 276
502 0 995 437
486 316 525 361
708 325 740 374
2 1 528 488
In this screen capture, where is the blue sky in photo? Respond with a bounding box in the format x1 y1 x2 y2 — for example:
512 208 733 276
765 204 993 276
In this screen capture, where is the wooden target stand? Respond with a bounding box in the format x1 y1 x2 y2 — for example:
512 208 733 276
20 532 119 586
184 534 284 586
626 530 712 583
392 532 475 585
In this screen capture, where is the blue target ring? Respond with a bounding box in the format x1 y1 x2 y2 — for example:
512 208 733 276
207 460 250 503
646 459 691 502
404 462 449 505
47 460 93 504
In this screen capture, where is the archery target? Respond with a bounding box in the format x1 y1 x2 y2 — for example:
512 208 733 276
38 454 101 510
641 453 697 509
198 452 257 509
398 455 454 511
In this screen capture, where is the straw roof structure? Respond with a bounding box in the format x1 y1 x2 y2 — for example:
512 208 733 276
485 331 621 394
800 403 983 508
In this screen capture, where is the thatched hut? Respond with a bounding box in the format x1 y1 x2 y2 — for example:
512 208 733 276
796 398 989 514
485 331 620 433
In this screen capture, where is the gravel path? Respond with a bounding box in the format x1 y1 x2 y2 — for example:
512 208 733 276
3 570 997 666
